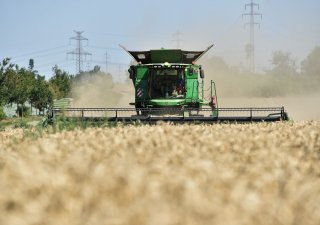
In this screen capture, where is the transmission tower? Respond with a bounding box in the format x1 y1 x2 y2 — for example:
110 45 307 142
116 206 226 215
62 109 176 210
243 0 262 73
67 31 92 74
173 31 183 49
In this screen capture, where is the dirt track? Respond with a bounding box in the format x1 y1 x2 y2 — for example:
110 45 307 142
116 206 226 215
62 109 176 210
1 122 320 225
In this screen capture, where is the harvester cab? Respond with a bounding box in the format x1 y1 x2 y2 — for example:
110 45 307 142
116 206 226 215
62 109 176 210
122 44 217 114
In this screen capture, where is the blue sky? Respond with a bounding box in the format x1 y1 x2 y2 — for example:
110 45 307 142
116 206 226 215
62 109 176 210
1 0 319 79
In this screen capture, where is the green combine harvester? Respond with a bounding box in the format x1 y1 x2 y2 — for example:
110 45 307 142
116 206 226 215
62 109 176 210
48 45 288 123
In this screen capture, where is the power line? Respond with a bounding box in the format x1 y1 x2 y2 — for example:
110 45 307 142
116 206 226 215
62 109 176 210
87 45 121 51
12 49 71 64
36 60 74 70
91 60 127 66
87 31 137 38
172 31 183 49
9 45 69 59
67 31 92 74
243 0 262 73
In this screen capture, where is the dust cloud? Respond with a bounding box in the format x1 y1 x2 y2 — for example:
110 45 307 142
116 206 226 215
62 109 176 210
71 72 134 108
216 95 320 121
70 56 320 121
200 56 320 121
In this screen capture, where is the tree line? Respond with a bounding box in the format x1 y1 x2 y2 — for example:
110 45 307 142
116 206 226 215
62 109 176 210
203 46 320 97
0 46 319 118
0 58 74 118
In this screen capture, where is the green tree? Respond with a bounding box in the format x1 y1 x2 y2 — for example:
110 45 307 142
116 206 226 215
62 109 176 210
0 59 10 119
49 65 73 99
0 106 6 120
301 46 320 77
92 65 101 73
270 51 298 76
15 68 36 116
30 75 53 114
1 58 57 116
0 59 19 106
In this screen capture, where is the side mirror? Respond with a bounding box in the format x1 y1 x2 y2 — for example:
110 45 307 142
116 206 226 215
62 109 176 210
188 67 194 75
200 69 205 79
128 68 134 79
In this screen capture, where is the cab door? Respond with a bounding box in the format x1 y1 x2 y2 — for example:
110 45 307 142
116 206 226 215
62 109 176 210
185 67 199 103
135 67 149 104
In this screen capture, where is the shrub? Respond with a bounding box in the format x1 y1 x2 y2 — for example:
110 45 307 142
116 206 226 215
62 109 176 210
13 119 31 129
0 106 6 121
16 105 31 117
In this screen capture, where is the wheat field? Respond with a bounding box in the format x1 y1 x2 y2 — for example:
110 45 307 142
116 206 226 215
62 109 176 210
0 122 320 225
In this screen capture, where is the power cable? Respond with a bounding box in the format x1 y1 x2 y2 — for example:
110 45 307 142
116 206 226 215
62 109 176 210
12 49 73 64
87 45 121 51
9 45 70 59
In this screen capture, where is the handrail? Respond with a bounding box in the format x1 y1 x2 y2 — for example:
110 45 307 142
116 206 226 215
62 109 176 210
191 80 199 100
52 107 285 112
49 106 289 122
